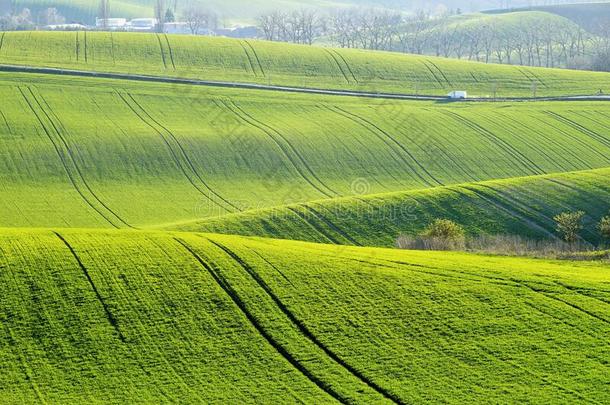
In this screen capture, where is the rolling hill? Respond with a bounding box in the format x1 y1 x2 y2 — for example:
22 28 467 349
176 168 610 247
1 69 610 229
1 31 609 96
1 229 609 403
485 2 610 32
1 31 610 403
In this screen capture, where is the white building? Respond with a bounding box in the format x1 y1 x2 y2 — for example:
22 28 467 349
44 24 88 31
95 18 127 30
448 91 467 99
128 18 157 32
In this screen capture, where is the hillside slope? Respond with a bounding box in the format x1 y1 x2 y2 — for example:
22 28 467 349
2 72 610 229
173 168 610 246
1 31 609 96
1 229 609 403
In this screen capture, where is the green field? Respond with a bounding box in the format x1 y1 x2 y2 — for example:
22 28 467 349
1 31 609 96
1 229 609 403
1 71 610 229
1 32 610 402
177 167 610 247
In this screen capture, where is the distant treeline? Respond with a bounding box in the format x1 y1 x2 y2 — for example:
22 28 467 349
257 8 610 71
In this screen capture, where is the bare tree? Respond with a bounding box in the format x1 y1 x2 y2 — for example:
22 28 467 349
155 0 166 32
39 7 65 26
182 4 216 34
98 0 110 29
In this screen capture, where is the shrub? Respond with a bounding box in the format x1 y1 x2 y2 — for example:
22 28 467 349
554 211 585 243
599 215 610 241
419 219 466 250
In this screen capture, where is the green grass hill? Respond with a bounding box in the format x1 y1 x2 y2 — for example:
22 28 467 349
1 229 609 403
1 29 610 403
176 168 610 247
1 31 609 96
1 71 609 229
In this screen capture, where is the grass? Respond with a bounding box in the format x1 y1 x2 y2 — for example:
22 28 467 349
1 29 610 402
174 167 610 247
1 71 610 229
1 31 610 96
0 228 608 403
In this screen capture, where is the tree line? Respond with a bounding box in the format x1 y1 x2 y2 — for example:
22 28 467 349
257 8 610 71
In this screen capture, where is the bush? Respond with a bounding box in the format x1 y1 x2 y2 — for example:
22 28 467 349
396 233 601 260
599 215 610 241
396 219 466 251
554 211 585 243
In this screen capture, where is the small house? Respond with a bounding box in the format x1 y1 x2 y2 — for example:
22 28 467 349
96 18 127 30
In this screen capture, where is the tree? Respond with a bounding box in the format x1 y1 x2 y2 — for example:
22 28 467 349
98 0 110 29
155 0 166 32
165 8 175 23
598 215 610 242
183 5 216 35
39 8 65 26
554 211 585 243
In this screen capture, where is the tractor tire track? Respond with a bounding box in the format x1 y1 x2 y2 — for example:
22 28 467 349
109 32 116 65
53 231 126 343
174 237 347 404
539 112 610 163
386 111 478 183
333 106 442 187
426 60 452 86
477 183 557 227
3 324 46 403
459 184 555 238
155 34 168 70
243 40 265 77
481 114 573 173
321 105 409 188
30 88 132 228
286 207 338 244
0 109 11 133
126 93 239 211
19 87 129 229
304 204 361 246
207 238 404 405
83 31 88 63
239 42 259 77
517 114 594 170
441 110 545 175
163 34 176 70
324 49 351 84
117 92 237 213
420 61 444 87
75 32 80 62
221 100 338 198
545 111 610 149
246 248 297 288
0 32 6 55
332 50 358 83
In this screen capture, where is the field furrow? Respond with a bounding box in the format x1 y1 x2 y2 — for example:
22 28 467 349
18 87 128 228
331 106 440 187
207 237 403 404
222 99 339 198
